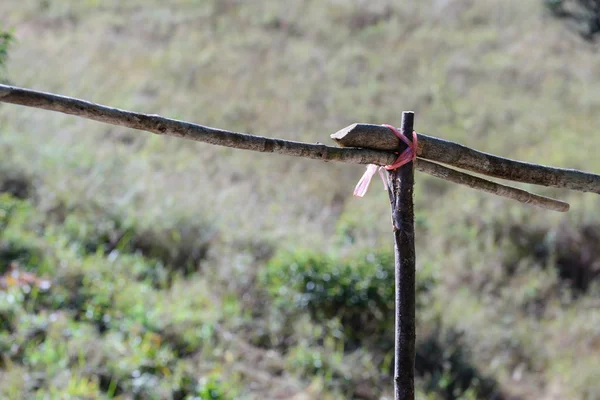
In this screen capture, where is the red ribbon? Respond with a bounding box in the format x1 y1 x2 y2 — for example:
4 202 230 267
353 124 418 197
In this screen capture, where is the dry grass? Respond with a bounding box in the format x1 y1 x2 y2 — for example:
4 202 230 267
1 0 599 398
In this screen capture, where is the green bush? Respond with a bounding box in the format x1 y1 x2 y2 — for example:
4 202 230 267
195 374 232 400
0 194 233 398
57 208 217 281
0 194 48 273
0 27 13 81
416 326 501 400
260 249 435 347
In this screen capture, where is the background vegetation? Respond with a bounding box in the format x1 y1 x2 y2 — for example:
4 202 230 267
545 0 600 39
1 1 599 399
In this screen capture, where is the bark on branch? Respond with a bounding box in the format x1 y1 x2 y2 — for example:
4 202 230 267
389 112 416 400
0 84 395 166
418 160 570 212
332 123 600 194
0 84 583 212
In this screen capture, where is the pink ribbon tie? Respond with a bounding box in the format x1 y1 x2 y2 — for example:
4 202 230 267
353 124 418 197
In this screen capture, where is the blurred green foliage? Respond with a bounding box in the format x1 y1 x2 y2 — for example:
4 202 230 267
260 249 435 348
0 194 234 399
0 27 13 81
1 0 600 398
416 327 500 400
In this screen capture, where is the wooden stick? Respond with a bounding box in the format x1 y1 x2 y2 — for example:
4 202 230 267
332 123 600 194
388 112 416 400
0 84 580 211
418 159 570 212
0 84 396 166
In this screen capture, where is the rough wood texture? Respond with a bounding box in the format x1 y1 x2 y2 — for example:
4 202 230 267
418 159 570 212
332 123 600 194
389 112 416 400
0 84 581 211
0 84 397 166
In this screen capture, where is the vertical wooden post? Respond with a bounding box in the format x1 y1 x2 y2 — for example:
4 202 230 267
387 111 416 400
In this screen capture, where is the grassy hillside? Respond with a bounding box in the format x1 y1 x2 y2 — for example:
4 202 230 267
0 1 599 398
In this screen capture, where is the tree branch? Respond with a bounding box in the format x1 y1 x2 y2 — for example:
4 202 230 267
0 84 396 166
0 84 578 211
418 159 570 212
332 123 600 194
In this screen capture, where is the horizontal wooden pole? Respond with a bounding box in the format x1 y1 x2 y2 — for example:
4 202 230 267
332 123 600 194
0 84 397 166
0 84 578 211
